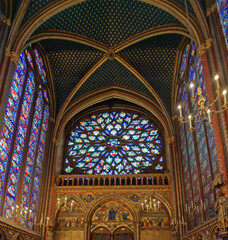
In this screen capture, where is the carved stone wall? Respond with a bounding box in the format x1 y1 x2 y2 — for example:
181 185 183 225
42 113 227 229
52 183 172 240
0 218 41 240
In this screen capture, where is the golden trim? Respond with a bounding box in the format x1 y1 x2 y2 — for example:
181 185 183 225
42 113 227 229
196 38 213 57
26 30 109 53
106 47 115 60
5 48 20 64
206 3 217 16
49 117 55 123
52 138 60 145
211 3 217 13
1 14 11 26
114 24 191 53
167 136 175 144
14 0 202 55
54 86 172 146
205 38 213 49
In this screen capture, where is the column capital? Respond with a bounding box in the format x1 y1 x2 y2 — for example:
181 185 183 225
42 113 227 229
1 15 11 26
5 48 20 64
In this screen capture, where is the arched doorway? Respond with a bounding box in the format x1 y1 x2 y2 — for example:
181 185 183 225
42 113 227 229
91 227 111 240
113 227 134 240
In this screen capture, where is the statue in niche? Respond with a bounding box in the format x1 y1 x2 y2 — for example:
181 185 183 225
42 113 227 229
214 190 228 229
109 207 117 220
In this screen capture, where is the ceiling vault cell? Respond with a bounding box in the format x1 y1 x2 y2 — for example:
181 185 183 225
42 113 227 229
12 0 203 55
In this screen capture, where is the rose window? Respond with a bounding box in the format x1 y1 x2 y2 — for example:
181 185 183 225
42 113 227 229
64 111 164 175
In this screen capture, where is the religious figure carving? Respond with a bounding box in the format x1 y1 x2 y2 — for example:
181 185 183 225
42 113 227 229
214 190 228 229
213 174 225 189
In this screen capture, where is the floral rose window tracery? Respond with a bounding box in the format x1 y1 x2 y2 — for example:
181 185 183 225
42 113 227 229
64 111 164 175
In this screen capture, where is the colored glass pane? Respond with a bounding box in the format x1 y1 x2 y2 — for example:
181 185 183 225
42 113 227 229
19 91 43 225
179 44 190 79
0 52 27 204
217 0 228 47
177 43 220 228
65 111 164 175
34 48 47 83
25 49 34 69
28 106 49 228
4 72 35 219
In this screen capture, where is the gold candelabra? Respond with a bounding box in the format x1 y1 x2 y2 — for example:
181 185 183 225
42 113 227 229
177 75 227 132
141 198 161 212
56 196 74 212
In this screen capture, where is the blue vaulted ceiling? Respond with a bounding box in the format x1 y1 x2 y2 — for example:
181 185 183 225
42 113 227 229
17 0 201 115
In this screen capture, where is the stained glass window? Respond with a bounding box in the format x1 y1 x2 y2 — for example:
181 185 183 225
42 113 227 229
177 44 219 229
64 111 164 175
0 52 27 204
216 0 228 47
0 46 50 228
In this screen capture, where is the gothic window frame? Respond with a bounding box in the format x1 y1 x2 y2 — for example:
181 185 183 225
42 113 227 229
0 45 51 229
216 0 228 48
176 42 219 230
63 108 165 175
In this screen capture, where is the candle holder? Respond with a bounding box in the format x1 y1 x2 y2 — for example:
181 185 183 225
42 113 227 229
56 196 74 212
141 197 161 212
11 205 32 222
177 76 227 132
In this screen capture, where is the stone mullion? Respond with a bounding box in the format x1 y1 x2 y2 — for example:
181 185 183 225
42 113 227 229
26 103 45 228
183 121 197 227
15 88 38 212
203 122 217 213
186 89 205 223
175 119 190 231
0 64 29 216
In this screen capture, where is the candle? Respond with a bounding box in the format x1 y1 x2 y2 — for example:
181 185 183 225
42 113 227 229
223 90 227 104
46 217 49 226
147 205 149 212
157 201 160 210
207 109 211 123
141 203 144 211
185 204 188 212
178 105 182 118
154 203 156 211
188 115 192 129
214 74 220 89
190 83 194 97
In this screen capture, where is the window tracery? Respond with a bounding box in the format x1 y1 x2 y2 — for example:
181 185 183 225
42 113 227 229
0 46 50 228
64 111 164 175
177 43 219 229
216 0 228 47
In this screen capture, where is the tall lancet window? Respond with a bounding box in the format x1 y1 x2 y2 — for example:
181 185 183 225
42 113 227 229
216 0 228 47
0 47 50 229
176 43 219 230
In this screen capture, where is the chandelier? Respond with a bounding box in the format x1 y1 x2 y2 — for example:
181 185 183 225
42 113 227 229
57 196 74 212
141 198 161 212
177 76 227 132
177 1 227 132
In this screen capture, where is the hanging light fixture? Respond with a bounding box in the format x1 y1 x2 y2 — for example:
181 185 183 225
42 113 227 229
177 1 228 132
